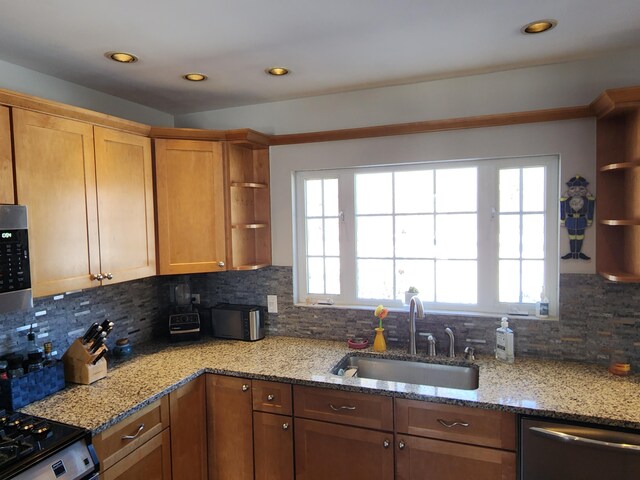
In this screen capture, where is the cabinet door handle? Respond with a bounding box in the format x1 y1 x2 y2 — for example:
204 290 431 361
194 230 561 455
383 439 390 449
267 394 275 401
437 419 470 428
121 423 145 440
282 423 289 431
242 384 250 392
218 261 225 267
104 272 113 280
91 273 104 281
329 403 356 411
398 440 406 450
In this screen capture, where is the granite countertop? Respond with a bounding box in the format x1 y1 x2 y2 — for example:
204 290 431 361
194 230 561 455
19 336 640 434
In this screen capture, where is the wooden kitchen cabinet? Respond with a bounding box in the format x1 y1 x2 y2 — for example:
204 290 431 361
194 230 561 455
593 87 640 281
154 139 227 274
0 105 14 204
394 434 516 480
225 143 272 270
101 428 172 480
253 411 294 480
12 109 155 297
206 374 254 480
93 396 170 473
169 376 208 480
295 418 394 480
93 126 156 284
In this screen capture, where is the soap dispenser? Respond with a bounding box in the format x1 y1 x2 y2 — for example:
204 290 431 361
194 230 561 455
495 317 514 364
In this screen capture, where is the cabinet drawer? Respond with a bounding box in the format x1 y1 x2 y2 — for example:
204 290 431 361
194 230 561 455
253 380 292 415
101 428 172 480
293 385 393 431
93 396 170 471
395 399 516 450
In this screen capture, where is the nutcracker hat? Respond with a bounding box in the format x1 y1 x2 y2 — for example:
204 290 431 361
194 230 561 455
566 175 589 188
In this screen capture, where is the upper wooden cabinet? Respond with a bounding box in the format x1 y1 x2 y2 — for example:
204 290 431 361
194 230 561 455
226 144 272 270
13 109 155 297
154 139 227 274
0 106 14 204
93 127 156 283
593 87 640 281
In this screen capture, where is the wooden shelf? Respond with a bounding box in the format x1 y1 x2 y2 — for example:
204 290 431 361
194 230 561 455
232 223 269 229
599 161 640 172
231 182 268 189
599 219 640 226
598 270 640 282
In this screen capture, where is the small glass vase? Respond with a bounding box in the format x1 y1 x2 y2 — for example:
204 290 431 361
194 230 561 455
373 327 386 352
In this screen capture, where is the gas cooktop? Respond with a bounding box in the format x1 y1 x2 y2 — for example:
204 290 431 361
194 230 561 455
0 410 98 480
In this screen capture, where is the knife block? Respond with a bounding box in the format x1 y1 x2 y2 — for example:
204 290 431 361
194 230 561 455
62 338 107 385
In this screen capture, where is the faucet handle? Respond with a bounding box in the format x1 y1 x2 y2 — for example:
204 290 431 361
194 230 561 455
464 346 475 361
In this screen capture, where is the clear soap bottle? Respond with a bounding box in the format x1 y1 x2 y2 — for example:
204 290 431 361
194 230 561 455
495 317 514 363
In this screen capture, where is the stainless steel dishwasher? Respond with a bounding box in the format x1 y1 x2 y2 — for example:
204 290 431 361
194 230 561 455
520 416 640 479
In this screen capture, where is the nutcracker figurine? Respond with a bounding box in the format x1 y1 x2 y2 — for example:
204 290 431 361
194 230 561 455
560 175 595 260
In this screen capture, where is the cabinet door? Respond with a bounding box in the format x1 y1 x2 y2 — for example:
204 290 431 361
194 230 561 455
169 376 208 480
206 375 253 480
295 418 394 480
395 434 516 480
253 412 294 480
0 106 14 204
154 139 226 274
101 429 172 480
13 109 100 297
94 127 156 283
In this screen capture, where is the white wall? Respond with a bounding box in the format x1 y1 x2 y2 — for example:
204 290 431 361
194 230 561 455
175 47 640 134
0 58 173 126
271 119 596 274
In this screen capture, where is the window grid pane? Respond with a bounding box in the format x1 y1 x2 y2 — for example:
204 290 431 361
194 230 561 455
305 178 340 295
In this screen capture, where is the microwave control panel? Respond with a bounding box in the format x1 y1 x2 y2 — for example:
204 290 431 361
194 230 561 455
0 229 31 294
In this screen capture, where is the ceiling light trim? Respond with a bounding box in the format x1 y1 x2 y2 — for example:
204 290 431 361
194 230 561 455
183 73 208 82
105 51 139 63
521 19 558 34
267 67 290 76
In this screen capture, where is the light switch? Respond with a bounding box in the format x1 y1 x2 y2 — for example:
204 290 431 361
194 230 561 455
267 295 278 313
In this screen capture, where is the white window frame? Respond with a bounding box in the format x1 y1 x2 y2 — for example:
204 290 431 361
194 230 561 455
294 155 559 317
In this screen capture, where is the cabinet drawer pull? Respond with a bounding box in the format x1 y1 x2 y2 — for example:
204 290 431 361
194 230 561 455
267 394 275 401
383 439 390 449
242 384 250 392
437 419 470 428
121 423 145 440
282 423 289 431
329 403 357 412
398 440 406 450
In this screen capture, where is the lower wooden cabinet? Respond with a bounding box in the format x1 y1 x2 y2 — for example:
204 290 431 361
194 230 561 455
206 374 254 480
253 411 294 480
395 434 516 480
294 417 394 480
101 428 172 480
169 376 208 480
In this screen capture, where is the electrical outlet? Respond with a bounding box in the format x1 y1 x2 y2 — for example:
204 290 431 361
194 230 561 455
192 294 200 304
267 295 278 313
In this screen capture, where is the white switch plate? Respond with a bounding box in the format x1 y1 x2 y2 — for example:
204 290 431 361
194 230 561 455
267 295 278 313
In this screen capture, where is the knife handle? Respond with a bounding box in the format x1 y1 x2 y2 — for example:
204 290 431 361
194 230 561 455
82 323 99 343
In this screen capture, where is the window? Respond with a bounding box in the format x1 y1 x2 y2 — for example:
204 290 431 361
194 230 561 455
294 155 559 316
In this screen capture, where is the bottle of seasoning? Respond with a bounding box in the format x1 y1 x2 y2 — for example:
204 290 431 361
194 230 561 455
43 342 54 366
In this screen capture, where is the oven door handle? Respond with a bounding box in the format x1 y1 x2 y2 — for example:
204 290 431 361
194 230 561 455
529 427 640 453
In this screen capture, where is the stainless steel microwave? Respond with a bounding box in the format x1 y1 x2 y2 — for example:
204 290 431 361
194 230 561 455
209 303 265 341
0 205 32 314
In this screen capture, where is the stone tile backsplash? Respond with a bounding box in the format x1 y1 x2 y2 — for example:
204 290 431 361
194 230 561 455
0 267 638 368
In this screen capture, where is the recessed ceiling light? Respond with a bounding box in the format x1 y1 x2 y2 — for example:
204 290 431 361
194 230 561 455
267 67 290 76
105 51 138 63
183 73 208 82
521 19 557 34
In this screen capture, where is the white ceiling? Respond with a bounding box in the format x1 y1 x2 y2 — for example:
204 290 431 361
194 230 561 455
0 0 639 115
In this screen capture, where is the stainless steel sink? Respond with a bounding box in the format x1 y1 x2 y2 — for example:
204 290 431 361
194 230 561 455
332 355 479 390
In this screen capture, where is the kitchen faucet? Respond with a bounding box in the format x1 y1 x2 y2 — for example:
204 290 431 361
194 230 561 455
408 296 425 355
445 327 455 358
